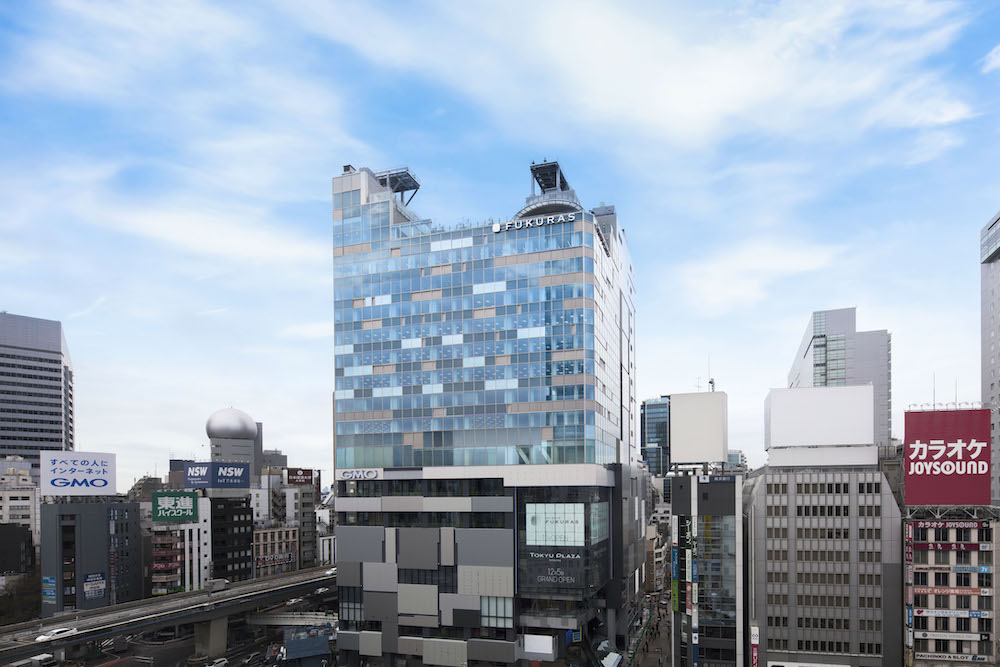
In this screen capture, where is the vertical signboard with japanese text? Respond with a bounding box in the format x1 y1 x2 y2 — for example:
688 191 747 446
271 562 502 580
40 452 116 496
905 409 990 505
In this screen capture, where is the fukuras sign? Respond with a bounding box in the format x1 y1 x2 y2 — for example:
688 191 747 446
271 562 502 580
905 409 991 506
41 452 116 496
492 212 576 233
339 468 380 480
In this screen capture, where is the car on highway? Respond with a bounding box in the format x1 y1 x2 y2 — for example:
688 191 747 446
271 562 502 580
314 587 330 595
211 659 229 667
242 652 261 665
285 597 305 606
35 627 78 642
324 567 337 575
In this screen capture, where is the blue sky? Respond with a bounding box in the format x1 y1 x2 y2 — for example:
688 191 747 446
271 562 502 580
1 1 999 489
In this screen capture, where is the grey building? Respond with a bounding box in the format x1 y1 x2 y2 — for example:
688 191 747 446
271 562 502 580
670 472 743 667
40 500 142 617
641 395 670 477
0 313 74 480
981 211 1000 502
206 408 262 478
262 449 288 468
788 307 891 446
745 387 903 666
333 161 643 666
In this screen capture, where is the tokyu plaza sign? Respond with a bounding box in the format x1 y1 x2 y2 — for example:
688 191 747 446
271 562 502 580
493 212 576 233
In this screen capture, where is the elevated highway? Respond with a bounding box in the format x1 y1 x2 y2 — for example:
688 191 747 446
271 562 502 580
0 567 336 663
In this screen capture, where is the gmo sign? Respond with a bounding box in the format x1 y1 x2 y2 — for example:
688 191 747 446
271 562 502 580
339 469 379 480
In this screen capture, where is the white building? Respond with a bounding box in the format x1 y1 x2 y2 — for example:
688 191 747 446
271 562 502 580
0 457 39 545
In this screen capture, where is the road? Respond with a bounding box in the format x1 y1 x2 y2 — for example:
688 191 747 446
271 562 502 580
0 568 335 663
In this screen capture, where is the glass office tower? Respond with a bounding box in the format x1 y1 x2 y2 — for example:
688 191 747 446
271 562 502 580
640 395 670 476
333 162 645 667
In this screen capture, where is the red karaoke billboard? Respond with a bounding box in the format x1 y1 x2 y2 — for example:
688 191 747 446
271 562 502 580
905 409 990 506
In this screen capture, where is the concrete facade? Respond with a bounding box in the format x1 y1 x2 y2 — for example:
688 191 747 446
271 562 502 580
0 313 74 481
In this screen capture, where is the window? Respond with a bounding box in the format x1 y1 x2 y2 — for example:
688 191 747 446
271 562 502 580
481 596 513 628
957 573 971 587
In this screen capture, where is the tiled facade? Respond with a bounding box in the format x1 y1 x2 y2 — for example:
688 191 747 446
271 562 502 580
745 467 903 666
333 163 643 666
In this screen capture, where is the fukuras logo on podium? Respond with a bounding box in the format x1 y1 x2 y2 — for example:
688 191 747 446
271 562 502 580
492 212 576 233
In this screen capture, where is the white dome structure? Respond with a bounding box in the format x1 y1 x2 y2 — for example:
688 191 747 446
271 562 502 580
206 408 258 440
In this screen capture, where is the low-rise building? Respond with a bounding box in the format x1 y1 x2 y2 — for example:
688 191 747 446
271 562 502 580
253 525 298 577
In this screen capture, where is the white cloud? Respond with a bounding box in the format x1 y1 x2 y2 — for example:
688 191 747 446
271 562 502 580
676 239 845 316
68 295 108 320
283 0 971 151
982 44 1000 73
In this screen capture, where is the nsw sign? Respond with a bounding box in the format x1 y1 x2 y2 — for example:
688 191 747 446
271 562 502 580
185 462 250 488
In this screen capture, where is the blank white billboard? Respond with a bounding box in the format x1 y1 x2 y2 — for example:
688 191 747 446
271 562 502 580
765 385 874 449
40 451 116 495
670 392 728 464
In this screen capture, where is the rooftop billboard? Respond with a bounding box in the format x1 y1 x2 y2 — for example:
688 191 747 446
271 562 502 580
905 409 990 506
40 452 116 496
184 461 250 489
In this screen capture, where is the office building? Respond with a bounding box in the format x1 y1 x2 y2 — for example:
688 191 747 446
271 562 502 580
250 467 319 570
901 408 996 665
40 500 142 616
981 211 1000 502
671 473 743 666
262 449 288 468
727 449 746 469
253 525 299 577
0 524 34 574
0 456 39 545
210 496 253 582
641 395 670 476
150 495 213 595
0 313 74 480
788 307 891 446
333 161 643 666
745 385 902 666
207 408 262 478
